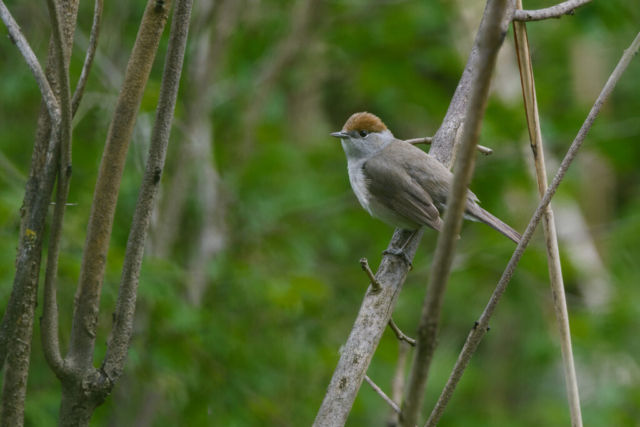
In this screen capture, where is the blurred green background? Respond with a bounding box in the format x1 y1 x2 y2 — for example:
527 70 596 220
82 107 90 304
1 0 640 425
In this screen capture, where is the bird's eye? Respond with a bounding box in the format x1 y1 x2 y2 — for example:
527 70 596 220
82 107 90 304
359 130 368 138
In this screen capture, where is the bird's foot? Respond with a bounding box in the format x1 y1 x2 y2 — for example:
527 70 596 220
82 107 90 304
382 248 413 271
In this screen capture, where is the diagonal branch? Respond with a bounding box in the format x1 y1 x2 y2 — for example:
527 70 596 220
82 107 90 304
71 0 104 116
364 375 401 415
425 30 640 427
40 0 75 377
102 0 193 382
0 0 60 123
388 318 416 347
512 3 582 425
313 2 516 426
400 1 511 426
512 0 593 22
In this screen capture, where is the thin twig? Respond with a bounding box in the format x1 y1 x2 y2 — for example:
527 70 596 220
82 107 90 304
0 0 60 123
425 30 640 427
102 0 193 385
401 2 511 426
364 375 401 415
405 137 493 155
513 4 582 426
360 258 382 292
71 0 104 117
513 0 592 22
388 318 416 346
40 0 74 377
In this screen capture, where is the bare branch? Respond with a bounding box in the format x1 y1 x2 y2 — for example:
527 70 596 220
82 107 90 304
66 0 175 374
313 2 515 426
71 0 104 116
405 137 493 156
388 318 416 347
312 228 421 427
404 137 433 145
0 0 60 123
425 30 640 427
364 375 401 415
512 0 592 22
400 2 512 425
102 0 193 382
40 0 75 377
360 258 382 292
512 4 582 425
0 0 80 423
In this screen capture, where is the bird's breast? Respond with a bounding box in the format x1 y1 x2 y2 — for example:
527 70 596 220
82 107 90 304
347 160 372 214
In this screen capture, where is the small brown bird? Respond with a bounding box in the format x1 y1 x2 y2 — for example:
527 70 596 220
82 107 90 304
331 112 521 266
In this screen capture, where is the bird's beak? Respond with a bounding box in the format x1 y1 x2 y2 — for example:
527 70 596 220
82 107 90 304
331 131 349 139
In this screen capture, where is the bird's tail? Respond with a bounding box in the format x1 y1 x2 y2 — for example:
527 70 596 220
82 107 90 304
467 205 521 244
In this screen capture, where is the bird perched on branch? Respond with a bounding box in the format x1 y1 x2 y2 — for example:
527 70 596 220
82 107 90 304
331 112 521 267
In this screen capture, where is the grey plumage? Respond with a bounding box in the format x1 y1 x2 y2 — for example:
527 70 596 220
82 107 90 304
333 112 521 244
363 139 521 243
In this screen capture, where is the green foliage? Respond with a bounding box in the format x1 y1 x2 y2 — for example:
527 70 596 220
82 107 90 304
1 0 639 425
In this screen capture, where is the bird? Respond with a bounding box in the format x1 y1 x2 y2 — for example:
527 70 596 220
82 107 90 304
331 112 521 267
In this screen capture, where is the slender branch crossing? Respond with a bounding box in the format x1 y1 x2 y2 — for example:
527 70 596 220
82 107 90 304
364 375 401 415
400 2 511 425
425 30 640 427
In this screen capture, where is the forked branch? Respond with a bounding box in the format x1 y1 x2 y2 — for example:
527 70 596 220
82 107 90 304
513 0 593 22
103 0 193 382
425 30 640 427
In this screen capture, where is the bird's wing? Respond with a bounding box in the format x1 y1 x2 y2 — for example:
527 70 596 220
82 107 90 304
363 151 443 231
393 139 481 205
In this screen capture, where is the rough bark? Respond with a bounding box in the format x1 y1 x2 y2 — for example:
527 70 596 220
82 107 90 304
55 0 181 424
0 0 79 425
66 0 174 372
102 0 193 382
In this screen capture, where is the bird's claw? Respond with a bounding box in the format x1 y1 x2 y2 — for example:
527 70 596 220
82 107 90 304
382 248 413 271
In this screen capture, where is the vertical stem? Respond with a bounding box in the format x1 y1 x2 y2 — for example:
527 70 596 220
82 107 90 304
40 0 75 377
66 0 174 371
103 0 193 381
0 0 79 425
512 3 583 425
400 1 511 425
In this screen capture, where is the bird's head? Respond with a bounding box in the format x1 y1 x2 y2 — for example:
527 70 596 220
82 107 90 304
331 112 394 160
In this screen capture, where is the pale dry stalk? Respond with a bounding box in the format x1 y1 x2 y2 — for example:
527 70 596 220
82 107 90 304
512 2 583 425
